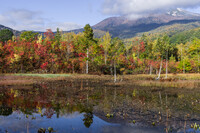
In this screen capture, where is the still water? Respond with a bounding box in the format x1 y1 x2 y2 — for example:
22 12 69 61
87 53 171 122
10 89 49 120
0 79 200 133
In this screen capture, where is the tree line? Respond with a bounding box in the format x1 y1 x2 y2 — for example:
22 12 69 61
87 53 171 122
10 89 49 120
0 24 199 78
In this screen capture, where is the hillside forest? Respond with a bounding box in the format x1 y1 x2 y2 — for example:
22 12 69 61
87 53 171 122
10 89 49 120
0 24 199 78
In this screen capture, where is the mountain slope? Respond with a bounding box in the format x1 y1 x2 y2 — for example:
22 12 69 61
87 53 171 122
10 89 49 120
93 8 200 38
136 21 200 36
0 24 20 36
169 26 200 44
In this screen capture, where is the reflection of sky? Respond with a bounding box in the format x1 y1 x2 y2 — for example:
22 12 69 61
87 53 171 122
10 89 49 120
0 111 118 133
0 111 191 133
61 111 81 119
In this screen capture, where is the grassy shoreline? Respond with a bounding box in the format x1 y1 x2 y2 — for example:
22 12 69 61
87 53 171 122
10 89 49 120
0 73 199 88
9 73 71 78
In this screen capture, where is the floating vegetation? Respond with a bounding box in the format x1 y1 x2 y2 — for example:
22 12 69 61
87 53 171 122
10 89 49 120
165 127 173 132
48 127 54 133
106 113 114 118
37 127 55 133
191 123 200 131
152 122 156 126
38 128 46 133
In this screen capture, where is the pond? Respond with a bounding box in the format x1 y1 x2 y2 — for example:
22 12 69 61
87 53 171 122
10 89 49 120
0 79 200 133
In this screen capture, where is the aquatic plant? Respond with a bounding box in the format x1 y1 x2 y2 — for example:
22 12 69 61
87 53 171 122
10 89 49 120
191 123 200 130
106 113 114 118
38 128 46 133
48 127 54 133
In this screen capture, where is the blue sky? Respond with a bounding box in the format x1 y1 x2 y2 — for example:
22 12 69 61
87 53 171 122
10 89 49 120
0 0 111 31
0 0 200 31
3 0 108 25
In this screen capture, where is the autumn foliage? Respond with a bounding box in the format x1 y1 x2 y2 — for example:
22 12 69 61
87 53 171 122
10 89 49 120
0 28 199 74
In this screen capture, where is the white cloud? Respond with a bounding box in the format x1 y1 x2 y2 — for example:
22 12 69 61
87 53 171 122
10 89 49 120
0 9 82 31
45 22 83 32
103 0 200 16
187 6 200 13
9 9 38 21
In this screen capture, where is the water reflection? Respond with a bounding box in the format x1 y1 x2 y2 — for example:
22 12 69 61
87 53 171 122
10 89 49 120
0 111 116 133
0 79 200 133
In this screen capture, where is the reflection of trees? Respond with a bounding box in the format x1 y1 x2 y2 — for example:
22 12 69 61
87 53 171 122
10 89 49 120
0 79 200 128
80 105 93 128
54 103 61 118
44 108 54 118
0 106 12 116
83 112 93 128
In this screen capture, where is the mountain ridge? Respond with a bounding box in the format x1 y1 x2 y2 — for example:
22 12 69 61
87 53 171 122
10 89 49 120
91 8 200 38
0 24 20 36
0 8 200 39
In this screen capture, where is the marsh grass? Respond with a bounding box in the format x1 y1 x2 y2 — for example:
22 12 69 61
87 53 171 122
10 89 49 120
124 74 200 80
0 79 34 86
121 74 200 89
0 73 199 87
13 73 71 78
134 80 200 89
0 74 70 86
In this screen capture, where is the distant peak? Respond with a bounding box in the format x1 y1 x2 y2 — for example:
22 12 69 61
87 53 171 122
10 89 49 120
166 8 200 17
166 8 184 16
177 8 183 12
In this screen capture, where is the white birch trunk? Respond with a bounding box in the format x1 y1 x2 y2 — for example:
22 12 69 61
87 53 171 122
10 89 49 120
104 52 107 65
157 59 162 80
150 63 152 75
165 60 168 78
